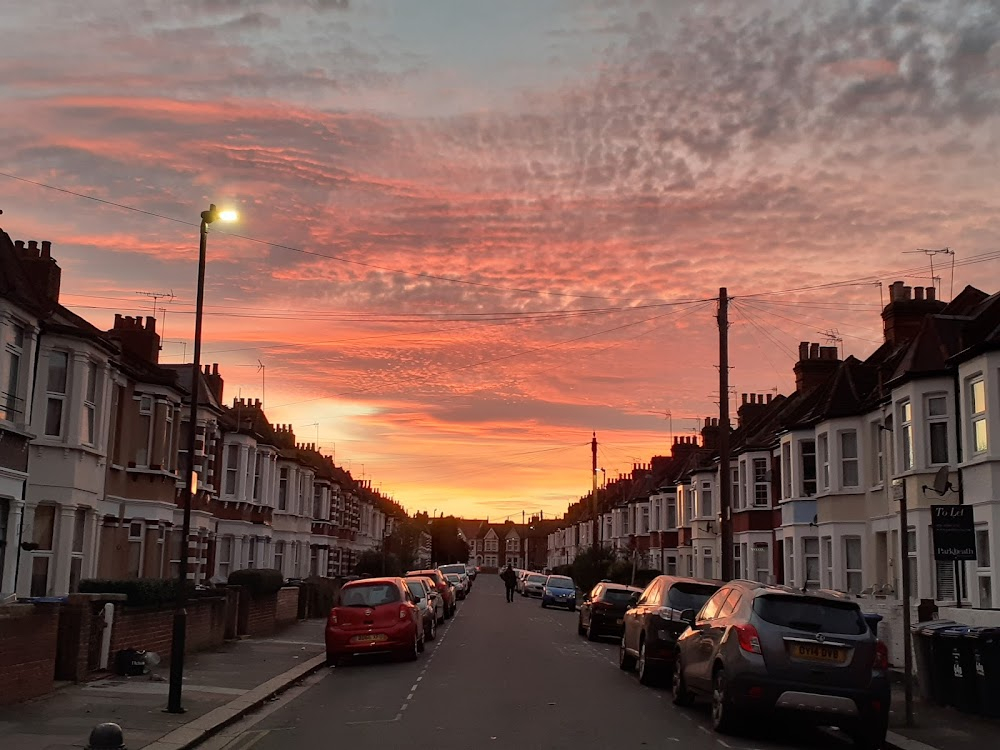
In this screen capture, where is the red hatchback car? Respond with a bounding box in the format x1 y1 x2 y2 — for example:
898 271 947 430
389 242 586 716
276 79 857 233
326 577 423 665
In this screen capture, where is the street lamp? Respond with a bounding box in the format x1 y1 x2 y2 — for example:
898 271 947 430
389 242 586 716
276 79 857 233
167 204 237 714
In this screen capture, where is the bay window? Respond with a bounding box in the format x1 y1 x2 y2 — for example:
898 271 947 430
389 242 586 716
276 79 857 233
926 394 949 465
840 430 859 487
738 462 747 510
901 400 914 470
781 443 792 498
870 421 884 486
845 537 863 594
3 321 25 422
31 504 56 596
804 537 820 589
753 458 769 506
278 467 289 510
970 378 987 454
800 440 817 496
818 434 830 490
666 495 677 529
45 351 69 437
82 361 97 446
224 444 239 495
135 395 154 466
752 542 769 583
700 481 713 517
977 528 992 608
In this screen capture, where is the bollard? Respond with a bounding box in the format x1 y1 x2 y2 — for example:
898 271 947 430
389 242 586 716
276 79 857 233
87 722 126 750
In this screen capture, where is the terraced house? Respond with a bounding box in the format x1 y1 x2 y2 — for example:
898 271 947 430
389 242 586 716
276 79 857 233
0 225 399 600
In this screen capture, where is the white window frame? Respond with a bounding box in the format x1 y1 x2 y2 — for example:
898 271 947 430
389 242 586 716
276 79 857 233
135 395 155 467
217 535 233 579
701 481 713 518
822 536 833 588
666 495 677 529
752 458 769 506
818 433 830 490
844 536 863 594
127 520 145 578
803 537 820 590
224 443 239 496
247 537 256 569
82 361 98 446
970 377 988 455
840 430 859 488
253 452 262 501
925 394 949 466
781 442 792 499
44 350 69 438
733 543 742 579
2 320 26 423
800 440 817 497
278 467 289 510
752 542 769 584
900 400 914 470
738 462 747 510
870 421 884 487
976 527 992 608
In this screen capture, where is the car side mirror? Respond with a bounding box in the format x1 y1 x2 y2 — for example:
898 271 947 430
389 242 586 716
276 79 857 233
628 594 639 608
679 608 696 625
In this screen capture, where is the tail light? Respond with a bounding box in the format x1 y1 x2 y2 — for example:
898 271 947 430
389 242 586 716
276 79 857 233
399 605 409 621
874 640 889 671
734 624 762 654
592 601 612 611
329 609 339 626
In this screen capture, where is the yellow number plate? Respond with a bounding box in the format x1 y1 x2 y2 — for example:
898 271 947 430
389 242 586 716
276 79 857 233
352 634 388 643
792 643 846 663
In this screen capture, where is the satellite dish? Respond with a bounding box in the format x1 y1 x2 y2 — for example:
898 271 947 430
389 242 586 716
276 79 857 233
933 466 951 495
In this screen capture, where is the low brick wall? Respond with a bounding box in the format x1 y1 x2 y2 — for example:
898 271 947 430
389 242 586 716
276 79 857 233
0 602 60 706
109 595 227 662
276 587 299 626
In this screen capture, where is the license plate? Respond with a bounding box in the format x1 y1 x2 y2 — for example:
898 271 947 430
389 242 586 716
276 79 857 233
791 643 846 663
351 634 388 643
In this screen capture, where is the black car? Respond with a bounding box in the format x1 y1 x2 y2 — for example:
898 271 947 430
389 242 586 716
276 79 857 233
577 582 643 641
620 575 721 685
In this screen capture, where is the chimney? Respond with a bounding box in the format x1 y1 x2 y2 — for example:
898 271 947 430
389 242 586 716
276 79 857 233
794 341 840 393
701 417 720 451
108 314 161 364
204 362 224 404
737 392 772 427
881 280 947 346
13 237 62 305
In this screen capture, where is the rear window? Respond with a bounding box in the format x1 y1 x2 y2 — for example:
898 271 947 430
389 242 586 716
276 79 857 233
446 574 460 582
547 576 574 588
753 595 867 635
667 583 717 611
527 574 547 584
603 589 637 603
406 581 425 598
341 583 401 607
439 565 465 575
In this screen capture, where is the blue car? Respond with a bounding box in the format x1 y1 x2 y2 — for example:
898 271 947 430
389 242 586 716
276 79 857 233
541 575 577 610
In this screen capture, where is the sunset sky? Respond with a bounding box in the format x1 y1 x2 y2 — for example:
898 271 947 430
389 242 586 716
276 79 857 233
2 0 999 520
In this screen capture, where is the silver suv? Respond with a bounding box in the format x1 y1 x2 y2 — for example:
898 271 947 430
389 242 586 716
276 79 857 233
672 581 890 749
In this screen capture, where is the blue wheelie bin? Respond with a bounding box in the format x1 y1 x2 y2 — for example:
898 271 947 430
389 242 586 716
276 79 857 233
972 627 1000 718
912 620 959 704
940 626 972 710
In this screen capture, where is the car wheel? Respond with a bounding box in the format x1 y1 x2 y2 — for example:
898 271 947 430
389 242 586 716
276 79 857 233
428 618 437 641
578 616 586 637
586 620 598 641
325 652 337 668
711 667 742 735
417 630 425 653
672 662 694 706
619 636 636 671
541 600 547 608
638 639 657 686
404 631 419 662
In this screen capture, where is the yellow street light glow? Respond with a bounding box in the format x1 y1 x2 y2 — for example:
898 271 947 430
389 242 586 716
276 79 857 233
218 209 239 222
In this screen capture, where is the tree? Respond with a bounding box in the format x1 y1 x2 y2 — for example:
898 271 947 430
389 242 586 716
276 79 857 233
429 516 469 564
354 549 401 577
383 518 423 572
570 545 619 592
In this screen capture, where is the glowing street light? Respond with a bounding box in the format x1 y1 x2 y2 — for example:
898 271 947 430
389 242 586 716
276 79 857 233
166 203 237 714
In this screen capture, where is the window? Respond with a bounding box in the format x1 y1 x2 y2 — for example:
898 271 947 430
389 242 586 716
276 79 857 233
278 467 288 510
163 405 175 470
217 536 233 579
818 433 830 490
700 481 713 518
699 588 731 621
906 528 918 601
666 495 677 529
247 537 256 569
786 542 795 587
718 590 742 619
666 555 677 575
840 431 859 487
274 540 285 574
732 468 739 509
224 444 239 495
703 547 713 579
253 453 262 500
0 498 9 585
752 543 769 583
45 351 69 437
292 543 300 575
640 505 649 533
30 504 56 596
738 462 746 510
136 396 154 466
926 395 948 465
127 521 144 578
970 379 988 454
976 528 992 608
871 422 884 486
70 510 88 592
781 443 792 499
733 543 742 579
753 458 769 506
3 322 25 422
82 361 98 446
297 474 306 515
313 485 323 519
901 400 914 470
845 537 863 594
803 537 820 590
800 440 817 496
822 536 833 588
684 486 693 524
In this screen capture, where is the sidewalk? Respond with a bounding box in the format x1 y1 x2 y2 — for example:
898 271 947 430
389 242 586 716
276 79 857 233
0 619 327 750
885 683 1000 750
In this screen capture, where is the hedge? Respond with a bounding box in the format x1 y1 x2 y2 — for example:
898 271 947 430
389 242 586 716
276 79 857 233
79 578 190 607
227 568 285 597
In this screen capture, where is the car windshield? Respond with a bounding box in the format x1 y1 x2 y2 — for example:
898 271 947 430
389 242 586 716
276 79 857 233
753 595 867 635
547 576 574 589
527 574 547 584
439 565 465 575
603 588 637 603
405 582 425 599
340 583 401 607
667 583 717 611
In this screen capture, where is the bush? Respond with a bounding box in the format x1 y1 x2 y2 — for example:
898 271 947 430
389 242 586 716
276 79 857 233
79 578 188 607
227 568 285 598
633 568 662 588
302 575 342 616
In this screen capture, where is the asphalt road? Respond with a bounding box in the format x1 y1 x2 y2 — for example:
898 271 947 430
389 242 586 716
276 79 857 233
210 576 856 750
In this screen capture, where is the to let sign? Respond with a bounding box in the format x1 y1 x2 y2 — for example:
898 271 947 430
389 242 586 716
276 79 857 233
931 505 977 561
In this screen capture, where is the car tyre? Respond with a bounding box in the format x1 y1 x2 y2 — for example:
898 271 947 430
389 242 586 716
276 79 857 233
619 636 636 671
586 620 598 641
711 667 742 735
417 631 425 653
404 631 419 662
672 662 694 706
638 639 658 686
428 617 437 641
540 600 547 608
577 616 586 637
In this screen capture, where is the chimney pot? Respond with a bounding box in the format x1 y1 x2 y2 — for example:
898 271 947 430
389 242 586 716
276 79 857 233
14 239 24 250
927 287 936 301
914 287 924 301
902 285 912 300
799 342 809 360
213 363 219 375
41 240 51 258
145 316 156 331
809 343 820 359
766 393 773 403
742 393 748 404
27 240 38 253
114 313 123 327
890 281 904 301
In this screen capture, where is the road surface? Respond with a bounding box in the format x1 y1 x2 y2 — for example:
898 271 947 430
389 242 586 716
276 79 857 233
203 576 855 750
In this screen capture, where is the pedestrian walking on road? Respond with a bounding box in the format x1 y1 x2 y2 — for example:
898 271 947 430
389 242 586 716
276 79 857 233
501 563 517 602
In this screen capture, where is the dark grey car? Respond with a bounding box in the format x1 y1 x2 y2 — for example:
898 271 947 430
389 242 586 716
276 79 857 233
672 581 890 749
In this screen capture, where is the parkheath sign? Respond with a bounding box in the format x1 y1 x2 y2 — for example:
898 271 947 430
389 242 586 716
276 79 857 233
931 505 977 561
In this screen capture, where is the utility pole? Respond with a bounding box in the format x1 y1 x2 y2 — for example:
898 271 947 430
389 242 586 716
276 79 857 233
718 287 733 582
592 432 599 549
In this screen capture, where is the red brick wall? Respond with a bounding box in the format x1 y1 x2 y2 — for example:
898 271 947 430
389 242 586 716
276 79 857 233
0 603 59 706
245 595 277 637
275 587 299 626
109 596 226 662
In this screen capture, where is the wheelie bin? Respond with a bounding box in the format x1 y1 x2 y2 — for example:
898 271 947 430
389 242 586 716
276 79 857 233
911 620 959 704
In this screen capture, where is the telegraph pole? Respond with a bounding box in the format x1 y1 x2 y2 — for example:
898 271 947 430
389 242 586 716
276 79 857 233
592 432 599 549
718 288 733 581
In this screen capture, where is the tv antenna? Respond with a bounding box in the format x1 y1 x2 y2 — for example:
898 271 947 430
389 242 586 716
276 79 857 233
135 290 175 345
820 328 844 358
902 248 953 298
257 360 266 409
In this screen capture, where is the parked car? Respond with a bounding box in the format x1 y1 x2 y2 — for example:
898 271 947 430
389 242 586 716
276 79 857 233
466 565 478 581
439 563 472 592
620 575 721 685
521 572 547 597
445 572 467 600
325 577 423 666
672 581 890 749
406 569 456 618
541 575 577 610
578 582 643 641
411 575 445 625
404 577 438 642
516 570 529 593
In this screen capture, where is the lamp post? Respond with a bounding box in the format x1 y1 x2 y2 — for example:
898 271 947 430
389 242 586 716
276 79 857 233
166 204 236 714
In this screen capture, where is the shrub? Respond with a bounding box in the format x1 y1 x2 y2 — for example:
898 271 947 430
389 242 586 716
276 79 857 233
79 578 188 607
633 568 662 588
227 568 285 598
302 575 342 616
